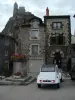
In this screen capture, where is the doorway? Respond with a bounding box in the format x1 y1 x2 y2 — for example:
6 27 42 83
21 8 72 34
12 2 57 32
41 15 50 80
53 51 62 68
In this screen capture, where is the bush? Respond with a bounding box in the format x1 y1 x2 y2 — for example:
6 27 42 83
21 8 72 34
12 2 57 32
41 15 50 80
14 72 21 76
13 71 27 78
3 64 10 77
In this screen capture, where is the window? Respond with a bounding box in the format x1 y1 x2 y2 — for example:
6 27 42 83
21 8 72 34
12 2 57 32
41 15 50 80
51 33 56 35
52 22 62 30
30 29 39 39
57 34 64 45
41 67 55 72
58 23 61 29
50 36 56 45
53 23 57 29
5 51 8 56
50 33 65 45
5 38 9 45
31 44 39 55
5 60 9 69
32 21 39 28
57 34 65 45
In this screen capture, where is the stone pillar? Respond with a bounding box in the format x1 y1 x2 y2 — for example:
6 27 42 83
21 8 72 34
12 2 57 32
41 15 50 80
13 62 24 74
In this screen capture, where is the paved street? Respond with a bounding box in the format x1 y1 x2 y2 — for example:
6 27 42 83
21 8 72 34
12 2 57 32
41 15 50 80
0 79 75 100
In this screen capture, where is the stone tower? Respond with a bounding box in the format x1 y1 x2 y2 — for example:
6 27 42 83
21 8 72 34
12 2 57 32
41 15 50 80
13 2 18 16
44 8 71 69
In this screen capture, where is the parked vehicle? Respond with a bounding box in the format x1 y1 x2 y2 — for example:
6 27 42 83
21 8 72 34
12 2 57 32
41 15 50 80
69 65 75 80
37 64 62 88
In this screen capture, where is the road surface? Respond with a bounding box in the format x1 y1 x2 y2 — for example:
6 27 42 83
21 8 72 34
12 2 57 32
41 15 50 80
0 79 75 100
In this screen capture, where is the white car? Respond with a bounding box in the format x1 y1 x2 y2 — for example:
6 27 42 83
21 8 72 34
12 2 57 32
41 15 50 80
37 64 62 88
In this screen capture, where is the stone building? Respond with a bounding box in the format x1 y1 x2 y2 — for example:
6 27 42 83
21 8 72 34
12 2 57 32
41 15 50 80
8 2 45 73
44 7 71 69
13 3 45 73
17 17 45 73
71 35 75 57
1 3 72 73
0 34 15 74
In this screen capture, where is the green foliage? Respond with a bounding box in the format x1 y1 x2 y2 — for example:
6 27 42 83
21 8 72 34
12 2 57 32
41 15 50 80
3 64 10 77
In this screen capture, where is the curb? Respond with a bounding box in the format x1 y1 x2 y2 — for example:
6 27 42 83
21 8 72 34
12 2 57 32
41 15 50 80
24 77 36 85
0 77 36 86
5 76 32 82
62 77 71 80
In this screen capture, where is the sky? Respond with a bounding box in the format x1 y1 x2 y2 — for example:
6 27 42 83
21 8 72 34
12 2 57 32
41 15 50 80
0 0 75 34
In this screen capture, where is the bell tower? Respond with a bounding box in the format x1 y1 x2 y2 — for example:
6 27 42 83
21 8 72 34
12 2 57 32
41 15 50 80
13 2 18 16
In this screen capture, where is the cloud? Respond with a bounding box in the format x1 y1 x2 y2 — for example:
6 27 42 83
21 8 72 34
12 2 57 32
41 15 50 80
0 0 75 34
0 1 14 31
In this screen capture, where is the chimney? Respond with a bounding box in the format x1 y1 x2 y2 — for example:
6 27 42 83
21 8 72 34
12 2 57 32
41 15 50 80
46 7 49 16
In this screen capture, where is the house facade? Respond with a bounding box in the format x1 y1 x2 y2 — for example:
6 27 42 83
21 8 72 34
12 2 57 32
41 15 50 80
11 3 45 73
44 9 71 69
71 35 75 57
15 18 45 73
0 34 15 74
1 3 72 73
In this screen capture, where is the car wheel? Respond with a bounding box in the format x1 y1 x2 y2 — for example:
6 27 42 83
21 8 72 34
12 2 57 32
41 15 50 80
56 83 60 89
37 84 41 88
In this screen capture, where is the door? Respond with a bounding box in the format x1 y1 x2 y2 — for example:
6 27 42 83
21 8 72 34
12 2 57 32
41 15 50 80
29 59 43 73
53 52 62 68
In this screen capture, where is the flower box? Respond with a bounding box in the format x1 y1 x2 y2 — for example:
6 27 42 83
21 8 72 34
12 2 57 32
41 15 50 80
11 54 26 62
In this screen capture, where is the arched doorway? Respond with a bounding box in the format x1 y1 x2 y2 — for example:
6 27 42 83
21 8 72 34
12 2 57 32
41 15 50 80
53 52 62 68
51 49 64 68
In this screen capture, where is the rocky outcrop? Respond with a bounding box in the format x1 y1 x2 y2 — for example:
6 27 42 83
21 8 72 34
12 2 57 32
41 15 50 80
1 11 41 37
2 17 15 36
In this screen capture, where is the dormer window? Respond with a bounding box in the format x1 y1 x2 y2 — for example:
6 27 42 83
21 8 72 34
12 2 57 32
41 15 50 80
31 20 39 28
32 21 39 28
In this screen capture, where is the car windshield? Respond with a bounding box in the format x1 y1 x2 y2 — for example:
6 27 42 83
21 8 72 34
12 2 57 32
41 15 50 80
41 65 55 72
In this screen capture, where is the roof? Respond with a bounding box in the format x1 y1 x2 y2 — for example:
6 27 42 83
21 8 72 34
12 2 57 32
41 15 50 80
0 33 15 40
42 64 56 68
2 17 15 34
44 15 70 19
1 11 43 34
29 16 42 23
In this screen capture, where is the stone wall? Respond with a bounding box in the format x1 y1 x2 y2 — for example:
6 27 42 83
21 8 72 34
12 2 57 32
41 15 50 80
46 18 70 46
18 25 45 59
45 17 71 65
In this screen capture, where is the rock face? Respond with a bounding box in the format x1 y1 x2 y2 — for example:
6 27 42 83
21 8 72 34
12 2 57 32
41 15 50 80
2 17 15 36
1 12 36 36
1 2 39 37
1 3 43 56
1 3 45 74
